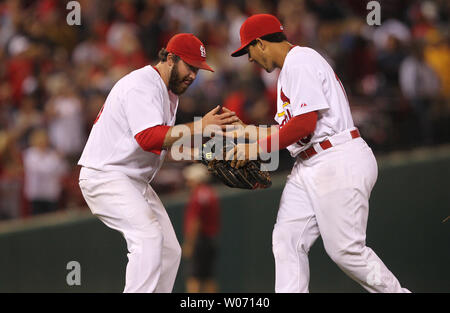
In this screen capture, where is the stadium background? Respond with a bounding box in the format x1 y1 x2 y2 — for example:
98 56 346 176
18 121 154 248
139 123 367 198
0 0 449 292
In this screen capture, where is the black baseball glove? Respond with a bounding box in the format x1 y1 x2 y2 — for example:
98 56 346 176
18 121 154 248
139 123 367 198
200 136 272 190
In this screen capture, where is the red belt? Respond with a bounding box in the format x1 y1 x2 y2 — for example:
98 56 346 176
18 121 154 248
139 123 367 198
298 129 361 161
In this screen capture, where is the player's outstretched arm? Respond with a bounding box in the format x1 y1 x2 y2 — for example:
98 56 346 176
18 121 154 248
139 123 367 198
134 106 239 157
162 106 240 150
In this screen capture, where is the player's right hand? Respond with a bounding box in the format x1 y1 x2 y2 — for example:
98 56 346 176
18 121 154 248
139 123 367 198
201 105 240 131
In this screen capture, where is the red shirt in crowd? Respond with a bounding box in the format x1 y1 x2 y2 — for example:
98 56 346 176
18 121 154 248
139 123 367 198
184 184 220 238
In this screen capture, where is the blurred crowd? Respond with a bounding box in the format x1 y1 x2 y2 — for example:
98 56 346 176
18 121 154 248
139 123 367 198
0 0 449 220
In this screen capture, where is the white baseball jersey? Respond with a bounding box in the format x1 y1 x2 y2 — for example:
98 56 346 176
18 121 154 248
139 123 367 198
274 46 354 158
78 66 179 183
270 47 409 294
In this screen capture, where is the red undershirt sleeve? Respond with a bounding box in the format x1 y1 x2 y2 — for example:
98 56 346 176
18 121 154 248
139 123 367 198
259 111 318 153
135 125 171 155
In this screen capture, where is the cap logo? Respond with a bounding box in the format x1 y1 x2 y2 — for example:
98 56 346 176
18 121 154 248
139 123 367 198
200 45 206 58
280 25 284 30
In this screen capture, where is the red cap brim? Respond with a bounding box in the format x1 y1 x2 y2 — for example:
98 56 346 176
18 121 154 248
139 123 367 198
182 57 214 72
231 42 251 57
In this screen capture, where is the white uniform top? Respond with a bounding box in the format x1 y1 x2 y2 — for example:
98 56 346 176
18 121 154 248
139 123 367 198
274 46 354 158
78 66 179 183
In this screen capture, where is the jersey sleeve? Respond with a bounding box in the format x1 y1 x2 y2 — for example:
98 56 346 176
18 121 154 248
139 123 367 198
123 87 166 136
259 111 317 153
284 63 330 116
135 125 171 155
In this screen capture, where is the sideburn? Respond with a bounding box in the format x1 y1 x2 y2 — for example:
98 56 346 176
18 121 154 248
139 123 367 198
169 62 178 86
169 61 192 95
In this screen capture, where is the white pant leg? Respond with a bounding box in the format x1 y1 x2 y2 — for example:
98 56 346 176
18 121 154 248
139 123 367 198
143 185 181 293
273 167 320 293
79 170 180 293
301 138 410 293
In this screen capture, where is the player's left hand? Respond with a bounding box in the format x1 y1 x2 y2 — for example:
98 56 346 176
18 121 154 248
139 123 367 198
221 107 246 127
220 107 248 139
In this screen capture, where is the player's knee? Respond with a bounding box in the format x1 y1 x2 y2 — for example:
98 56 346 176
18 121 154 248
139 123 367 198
132 232 163 254
272 226 309 261
326 247 346 266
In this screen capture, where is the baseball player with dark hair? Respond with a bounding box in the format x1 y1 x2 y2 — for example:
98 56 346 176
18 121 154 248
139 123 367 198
228 14 410 293
78 33 239 293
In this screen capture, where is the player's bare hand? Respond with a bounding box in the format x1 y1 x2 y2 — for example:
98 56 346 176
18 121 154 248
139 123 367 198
232 159 249 169
225 143 259 168
201 105 240 131
220 108 253 140
222 107 246 127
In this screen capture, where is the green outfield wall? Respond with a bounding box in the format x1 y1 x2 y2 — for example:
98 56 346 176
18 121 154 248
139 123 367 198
0 149 449 293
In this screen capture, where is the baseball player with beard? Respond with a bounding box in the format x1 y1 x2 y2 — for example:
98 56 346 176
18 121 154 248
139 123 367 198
78 33 239 293
228 14 410 293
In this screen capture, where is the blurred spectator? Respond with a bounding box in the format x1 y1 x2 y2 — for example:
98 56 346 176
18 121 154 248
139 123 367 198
224 74 273 125
72 35 106 66
182 164 221 293
45 76 86 160
138 2 164 60
424 31 450 98
372 19 411 51
12 95 44 148
0 130 24 220
0 0 19 48
6 35 34 105
399 40 440 145
23 128 68 215
377 35 406 94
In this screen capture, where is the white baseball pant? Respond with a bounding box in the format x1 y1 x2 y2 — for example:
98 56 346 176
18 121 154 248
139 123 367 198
273 130 410 293
79 168 181 293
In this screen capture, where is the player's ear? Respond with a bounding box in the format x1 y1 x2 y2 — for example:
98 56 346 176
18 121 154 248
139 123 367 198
256 38 265 51
167 53 176 68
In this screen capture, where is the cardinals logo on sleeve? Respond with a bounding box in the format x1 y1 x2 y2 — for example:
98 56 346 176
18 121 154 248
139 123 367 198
277 88 312 146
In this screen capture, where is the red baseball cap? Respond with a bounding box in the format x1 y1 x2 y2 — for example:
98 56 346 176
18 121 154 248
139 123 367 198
231 14 284 57
166 33 214 72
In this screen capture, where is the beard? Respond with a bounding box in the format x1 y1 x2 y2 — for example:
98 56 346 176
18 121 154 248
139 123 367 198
169 63 192 95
